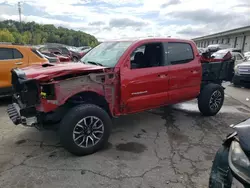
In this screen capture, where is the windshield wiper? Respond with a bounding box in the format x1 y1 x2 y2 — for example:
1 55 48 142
87 61 103 66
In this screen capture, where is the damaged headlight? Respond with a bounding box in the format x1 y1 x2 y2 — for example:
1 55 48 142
229 141 250 183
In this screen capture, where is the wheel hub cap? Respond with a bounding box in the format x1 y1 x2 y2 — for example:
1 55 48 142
209 90 222 111
73 116 104 148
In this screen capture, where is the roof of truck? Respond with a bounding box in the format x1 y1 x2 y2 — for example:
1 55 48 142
102 37 194 43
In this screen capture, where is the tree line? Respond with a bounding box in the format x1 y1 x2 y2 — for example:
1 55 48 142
0 20 99 47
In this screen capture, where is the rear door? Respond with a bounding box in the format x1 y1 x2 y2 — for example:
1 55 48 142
120 42 170 113
0 47 28 88
164 42 201 104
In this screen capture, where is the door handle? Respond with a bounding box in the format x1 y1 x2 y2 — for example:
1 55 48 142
191 70 199 74
15 62 23 65
158 74 167 78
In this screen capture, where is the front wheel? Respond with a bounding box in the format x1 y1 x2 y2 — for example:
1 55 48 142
59 104 112 156
209 145 233 188
198 83 224 116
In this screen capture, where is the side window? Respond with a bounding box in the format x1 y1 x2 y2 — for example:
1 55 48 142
236 54 243 60
130 43 164 69
13 49 23 59
0 48 14 60
166 42 194 65
130 45 145 61
61 48 69 54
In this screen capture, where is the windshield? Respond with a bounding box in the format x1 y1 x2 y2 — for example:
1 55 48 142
80 41 133 67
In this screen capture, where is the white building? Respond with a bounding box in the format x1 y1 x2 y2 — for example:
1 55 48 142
192 26 250 52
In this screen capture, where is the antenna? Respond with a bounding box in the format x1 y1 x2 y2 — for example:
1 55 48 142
18 2 21 23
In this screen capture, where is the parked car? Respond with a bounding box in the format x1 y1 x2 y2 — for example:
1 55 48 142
69 50 86 62
0 44 48 96
233 60 250 87
207 44 231 52
7 38 234 156
209 118 250 188
41 53 60 64
198 47 207 55
78 46 91 51
212 49 246 66
39 48 71 62
244 51 250 59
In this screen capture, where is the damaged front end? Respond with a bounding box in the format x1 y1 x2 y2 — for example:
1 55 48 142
7 68 40 126
7 64 117 129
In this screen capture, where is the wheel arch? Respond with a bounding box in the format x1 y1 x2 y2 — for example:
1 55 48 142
65 91 113 117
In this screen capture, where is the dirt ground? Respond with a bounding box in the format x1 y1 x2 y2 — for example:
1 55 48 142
0 95 249 188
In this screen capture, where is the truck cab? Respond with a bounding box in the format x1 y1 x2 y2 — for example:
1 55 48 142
7 38 234 156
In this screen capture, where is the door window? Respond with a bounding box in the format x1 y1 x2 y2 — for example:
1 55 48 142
164 42 194 65
0 48 23 60
13 49 23 59
130 43 164 69
0 48 14 60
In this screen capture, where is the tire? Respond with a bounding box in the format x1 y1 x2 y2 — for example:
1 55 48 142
198 83 224 116
59 104 112 156
209 145 233 188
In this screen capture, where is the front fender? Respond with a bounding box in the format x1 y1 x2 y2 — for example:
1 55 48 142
223 131 237 147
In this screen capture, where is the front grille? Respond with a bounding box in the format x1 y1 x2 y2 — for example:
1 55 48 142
238 65 250 75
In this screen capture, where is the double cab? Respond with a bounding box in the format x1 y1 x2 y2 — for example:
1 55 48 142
7 38 234 156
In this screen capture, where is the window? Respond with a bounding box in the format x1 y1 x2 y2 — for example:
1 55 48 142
60 48 69 54
130 43 164 69
31 48 44 58
0 48 13 60
0 48 23 60
80 41 133 67
13 49 23 59
166 42 194 65
130 45 145 61
236 54 243 60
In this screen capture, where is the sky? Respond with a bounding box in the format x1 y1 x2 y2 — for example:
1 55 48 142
0 0 249 41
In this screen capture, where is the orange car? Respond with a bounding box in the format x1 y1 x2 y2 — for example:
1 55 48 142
0 44 48 96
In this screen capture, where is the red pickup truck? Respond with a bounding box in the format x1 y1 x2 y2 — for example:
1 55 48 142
7 38 234 156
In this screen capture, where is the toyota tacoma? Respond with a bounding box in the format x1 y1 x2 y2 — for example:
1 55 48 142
7 38 234 156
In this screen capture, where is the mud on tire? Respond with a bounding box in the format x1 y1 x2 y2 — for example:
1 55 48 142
59 104 112 156
198 83 224 116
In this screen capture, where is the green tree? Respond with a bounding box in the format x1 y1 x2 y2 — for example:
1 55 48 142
22 31 32 44
0 20 99 47
0 29 15 42
12 32 23 43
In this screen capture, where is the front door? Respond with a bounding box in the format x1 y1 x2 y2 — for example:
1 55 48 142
120 42 170 114
164 42 201 104
0 47 28 89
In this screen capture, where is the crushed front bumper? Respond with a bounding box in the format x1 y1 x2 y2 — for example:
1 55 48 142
7 103 38 127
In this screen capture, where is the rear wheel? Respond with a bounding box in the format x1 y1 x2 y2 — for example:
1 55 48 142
209 145 233 188
59 104 112 156
198 84 224 116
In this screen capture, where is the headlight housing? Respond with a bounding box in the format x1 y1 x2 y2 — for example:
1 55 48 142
229 141 250 183
234 65 240 75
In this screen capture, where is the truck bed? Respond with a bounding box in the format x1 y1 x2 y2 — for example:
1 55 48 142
201 59 235 83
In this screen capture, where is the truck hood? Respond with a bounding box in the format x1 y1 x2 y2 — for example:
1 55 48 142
21 62 108 81
238 61 250 66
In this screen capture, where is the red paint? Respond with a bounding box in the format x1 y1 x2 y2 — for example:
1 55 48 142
22 38 206 116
